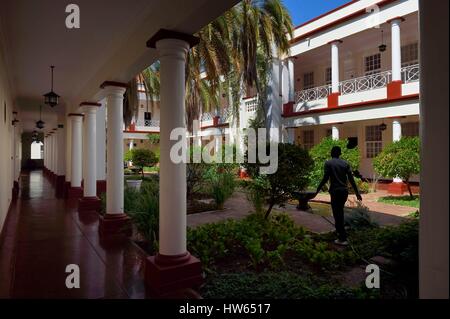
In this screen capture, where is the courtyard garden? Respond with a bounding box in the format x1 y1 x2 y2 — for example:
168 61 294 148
107 137 421 299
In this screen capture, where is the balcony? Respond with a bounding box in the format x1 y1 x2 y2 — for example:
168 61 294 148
293 64 420 111
127 119 160 132
200 107 233 126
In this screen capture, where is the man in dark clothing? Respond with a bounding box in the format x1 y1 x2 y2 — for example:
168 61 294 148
314 146 362 246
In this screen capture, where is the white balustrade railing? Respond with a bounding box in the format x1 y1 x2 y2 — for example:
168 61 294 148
200 107 232 123
401 64 420 83
295 85 331 104
134 119 160 127
339 70 392 95
245 97 258 113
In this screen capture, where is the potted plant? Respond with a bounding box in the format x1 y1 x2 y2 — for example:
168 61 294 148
124 148 158 190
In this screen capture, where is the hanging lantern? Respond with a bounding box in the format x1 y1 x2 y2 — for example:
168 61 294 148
43 66 60 107
378 30 387 52
36 105 45 129
379 122 387 131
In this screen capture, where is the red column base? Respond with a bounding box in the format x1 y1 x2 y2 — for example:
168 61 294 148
387 181 408 195
78 196 102 213
282 102 294 116
327 92 340 108
98 213 132 236
96 180 107 197
67 186 83 199
55 175 65 198
145 252 203 297
387 80 402 99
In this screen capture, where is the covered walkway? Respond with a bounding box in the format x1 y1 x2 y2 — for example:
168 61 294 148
0 170 146 299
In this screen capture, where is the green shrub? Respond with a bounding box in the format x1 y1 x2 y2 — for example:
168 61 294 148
350 177 370 194
201 271 373 299
373 137 420 198
309 137 361 189
204 164 236 209
344 203 379 230
188 213 306 270
124 148 158 178
242 176 270 215
123 179 159 247
124 168 132 175
243 143 313 218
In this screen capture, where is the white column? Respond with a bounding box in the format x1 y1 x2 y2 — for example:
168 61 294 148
70 115 83 188
65 115 72 183
52 129 58 174
332 125 340 140
157 38 190 256
81 105 98 198
392 120 403 183
287 128 295 144
391 18 403 81
49 133 54 173
288 58 295 102
331 41 340 93
419 0 449 299
104 85 127 214
96 101 106 182
392 120 402 142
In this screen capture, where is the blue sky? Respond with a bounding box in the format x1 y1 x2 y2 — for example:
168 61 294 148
283 0 351 26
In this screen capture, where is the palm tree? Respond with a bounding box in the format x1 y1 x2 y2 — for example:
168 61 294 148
126 0 293 133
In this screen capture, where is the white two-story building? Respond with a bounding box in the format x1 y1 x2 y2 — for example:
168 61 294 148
126 0 420 192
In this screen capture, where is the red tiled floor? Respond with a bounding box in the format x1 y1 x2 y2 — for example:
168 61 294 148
0 170 149 299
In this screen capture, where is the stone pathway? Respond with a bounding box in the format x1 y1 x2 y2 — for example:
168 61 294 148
187 190 416 233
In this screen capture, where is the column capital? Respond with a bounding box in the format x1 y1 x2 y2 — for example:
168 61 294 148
387 16 405 24
328 39 343 45
147 29 199 49
68 113 84 117
100 81 127 97
80 102 101 113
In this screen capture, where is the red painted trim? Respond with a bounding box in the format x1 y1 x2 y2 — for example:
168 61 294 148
243 95 257 100
327 92 341 108
283 93 419 118
291 0 398 45
100 81 128 89
294 0 358 29
387 81 403 99
80 102 101 107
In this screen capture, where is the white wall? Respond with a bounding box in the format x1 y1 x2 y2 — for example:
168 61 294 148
0 34 15 233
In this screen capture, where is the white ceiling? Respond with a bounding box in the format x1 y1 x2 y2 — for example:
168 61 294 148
1 0 240 133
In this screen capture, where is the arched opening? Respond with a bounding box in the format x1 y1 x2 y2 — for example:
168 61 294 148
30 141 44 160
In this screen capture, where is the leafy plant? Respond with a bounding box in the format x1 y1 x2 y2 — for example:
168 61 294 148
243 143 313 218
204 164 236 209
309 137 361 190
124 148 158 178
125 179 159 247
373 137 420 198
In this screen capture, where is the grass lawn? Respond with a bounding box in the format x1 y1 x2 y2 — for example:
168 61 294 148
378 195 420 208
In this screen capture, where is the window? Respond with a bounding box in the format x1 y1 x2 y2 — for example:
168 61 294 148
364 53 381 75
303 72 314 89
402 122 419 137
325 67 332 85
365 125 382 158
401 43 419 67
302 130 314 151
326 128 332 138
31 141 44 160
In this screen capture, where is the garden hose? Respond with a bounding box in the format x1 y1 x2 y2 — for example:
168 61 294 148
318 209 396 277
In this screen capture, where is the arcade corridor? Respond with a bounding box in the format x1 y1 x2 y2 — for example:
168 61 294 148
0 170 147 298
